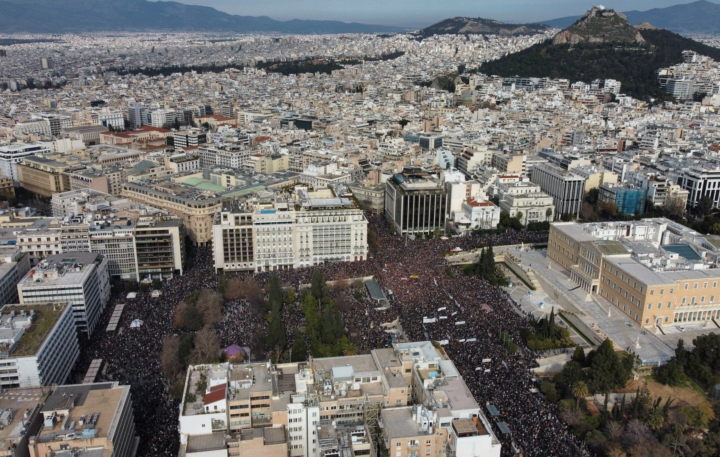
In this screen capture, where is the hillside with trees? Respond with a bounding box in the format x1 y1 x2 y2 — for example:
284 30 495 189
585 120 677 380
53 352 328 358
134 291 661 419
480 12 720 101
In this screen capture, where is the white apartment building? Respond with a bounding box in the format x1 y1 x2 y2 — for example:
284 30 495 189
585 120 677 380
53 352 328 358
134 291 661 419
0 303 79 388
149 109 176 128
17 252 110 336
213 198 368 272
530 163 585 220
198 146 251 169
95 110 125 130
13 120 51 138
88 223 138 280
16 219 63 267
500 192 555 224
166 154 201 173
0 143 51 186
677 166 720 209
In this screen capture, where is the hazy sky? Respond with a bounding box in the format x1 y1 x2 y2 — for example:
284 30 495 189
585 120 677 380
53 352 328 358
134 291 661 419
150 0 701 28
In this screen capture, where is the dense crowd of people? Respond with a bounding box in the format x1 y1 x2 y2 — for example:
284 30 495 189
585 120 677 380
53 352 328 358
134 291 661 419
71 247 217 457
70 214 588 457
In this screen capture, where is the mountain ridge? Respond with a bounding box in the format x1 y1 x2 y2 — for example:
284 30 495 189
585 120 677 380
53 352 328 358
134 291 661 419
0 0 405 34
539 0 720 34
416 17 551 38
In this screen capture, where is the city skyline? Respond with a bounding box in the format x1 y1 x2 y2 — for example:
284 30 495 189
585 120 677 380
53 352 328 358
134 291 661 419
149 0 706 27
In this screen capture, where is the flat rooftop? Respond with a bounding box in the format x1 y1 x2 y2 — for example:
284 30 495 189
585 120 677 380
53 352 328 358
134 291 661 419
187 433 226 452
0 387 47 450
38 383 124 442
0 303 67 357
313 354 378 376
18 252 101 288
381 408 425 439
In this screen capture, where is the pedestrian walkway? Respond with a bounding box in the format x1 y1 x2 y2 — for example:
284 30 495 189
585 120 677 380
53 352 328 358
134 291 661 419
512 247 674 364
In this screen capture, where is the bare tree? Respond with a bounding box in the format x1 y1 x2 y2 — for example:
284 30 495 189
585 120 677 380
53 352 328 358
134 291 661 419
190 327 221 365
559 408 584 427
161 335 182 378
605 443 627 457
196 289 223 328
173 301 187 329
226 276 264 312
665 195 686 218
334 292 353 313
625 419 652 444
333 278 350 291
605 421 624 441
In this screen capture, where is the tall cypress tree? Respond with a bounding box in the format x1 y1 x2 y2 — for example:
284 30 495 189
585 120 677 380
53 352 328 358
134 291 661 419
266 303 286 353
311 270 327 301
291 329 308 362
478 248 486 277
268 275 283 311
484 243 495 280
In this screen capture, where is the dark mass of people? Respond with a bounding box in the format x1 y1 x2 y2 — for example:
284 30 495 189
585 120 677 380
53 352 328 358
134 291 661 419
70 215 589 457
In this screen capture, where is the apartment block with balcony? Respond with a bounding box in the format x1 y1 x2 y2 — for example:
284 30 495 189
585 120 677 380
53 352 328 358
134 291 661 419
213 194 368 273
178 341 494 457
134 218 185 279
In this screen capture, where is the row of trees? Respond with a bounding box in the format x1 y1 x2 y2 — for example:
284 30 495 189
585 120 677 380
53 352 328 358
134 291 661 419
297 271 355 359
463 244 495 279
522 308 575 351
656 334 720 389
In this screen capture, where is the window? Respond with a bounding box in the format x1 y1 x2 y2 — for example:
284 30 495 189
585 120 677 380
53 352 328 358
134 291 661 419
660 289 664 294
704 282 708 289
694 283 699 289
648 304 652 310
685 284 689 290
650 289 654 295
682 298 686 304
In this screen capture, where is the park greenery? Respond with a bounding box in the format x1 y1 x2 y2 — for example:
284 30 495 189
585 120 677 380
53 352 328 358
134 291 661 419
462 244 509 286
521 308 574 350
299 271 356 358
656 335 720 389
535 338 720 457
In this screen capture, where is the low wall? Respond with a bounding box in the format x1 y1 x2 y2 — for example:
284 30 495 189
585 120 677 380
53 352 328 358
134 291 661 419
502 255 536 290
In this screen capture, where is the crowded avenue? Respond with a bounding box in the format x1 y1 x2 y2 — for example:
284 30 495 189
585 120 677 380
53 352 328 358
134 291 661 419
70 215 588 457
